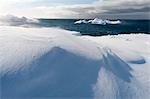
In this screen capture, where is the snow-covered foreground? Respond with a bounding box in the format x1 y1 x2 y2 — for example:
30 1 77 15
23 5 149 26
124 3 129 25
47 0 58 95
0 26 150 99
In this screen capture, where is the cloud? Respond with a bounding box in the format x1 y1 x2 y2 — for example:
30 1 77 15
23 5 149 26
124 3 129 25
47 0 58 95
0 0 149 19
0 15 39 26
59 0 150 19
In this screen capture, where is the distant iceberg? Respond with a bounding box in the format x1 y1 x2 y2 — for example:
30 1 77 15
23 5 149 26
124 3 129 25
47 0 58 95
105 20 121 25
88 18 107 25
74 19 89 24
74 18 121 25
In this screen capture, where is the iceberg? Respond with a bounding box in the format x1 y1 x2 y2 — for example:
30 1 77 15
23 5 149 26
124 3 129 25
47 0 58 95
88 18 107 25
74 18 121 25
105 20 121 24
74 19 88 24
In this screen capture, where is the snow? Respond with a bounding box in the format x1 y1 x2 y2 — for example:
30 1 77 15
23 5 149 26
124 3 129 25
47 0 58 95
82 34 150 99
0 26 150 99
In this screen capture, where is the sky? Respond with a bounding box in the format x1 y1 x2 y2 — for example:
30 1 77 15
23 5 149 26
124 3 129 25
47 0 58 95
0 0 150 19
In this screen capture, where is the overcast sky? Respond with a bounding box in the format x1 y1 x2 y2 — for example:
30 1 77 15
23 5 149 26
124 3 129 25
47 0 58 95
0 0 149 19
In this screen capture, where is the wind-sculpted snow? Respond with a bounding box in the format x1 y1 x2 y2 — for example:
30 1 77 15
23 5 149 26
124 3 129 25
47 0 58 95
82 34 150 99
0 26 150 99
74 18 121 25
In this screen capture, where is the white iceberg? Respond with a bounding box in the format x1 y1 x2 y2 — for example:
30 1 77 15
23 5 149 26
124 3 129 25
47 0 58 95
88 18 107 25
105 20 121 24
74 18 121 25
74 19 89 24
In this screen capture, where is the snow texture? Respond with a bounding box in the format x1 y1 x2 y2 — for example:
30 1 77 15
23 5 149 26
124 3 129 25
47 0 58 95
0 25 150 99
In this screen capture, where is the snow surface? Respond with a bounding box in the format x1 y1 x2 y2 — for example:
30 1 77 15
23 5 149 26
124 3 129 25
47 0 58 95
0 25 150 99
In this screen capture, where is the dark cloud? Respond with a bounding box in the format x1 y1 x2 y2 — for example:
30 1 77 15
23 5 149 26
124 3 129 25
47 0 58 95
62 0 150 19
0 0 149 19
104 7 150 14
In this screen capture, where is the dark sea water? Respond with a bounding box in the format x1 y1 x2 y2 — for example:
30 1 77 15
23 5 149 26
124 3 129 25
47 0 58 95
38 19 150 36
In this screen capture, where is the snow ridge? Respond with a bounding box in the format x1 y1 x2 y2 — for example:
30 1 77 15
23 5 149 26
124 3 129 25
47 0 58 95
0 26 150 99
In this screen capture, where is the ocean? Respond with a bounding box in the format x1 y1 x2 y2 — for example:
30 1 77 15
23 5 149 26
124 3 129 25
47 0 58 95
37 19 150 36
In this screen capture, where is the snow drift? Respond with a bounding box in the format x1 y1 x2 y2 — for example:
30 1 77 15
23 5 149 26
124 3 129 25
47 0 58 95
74 18 121 25
0 25 150 99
